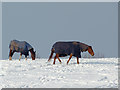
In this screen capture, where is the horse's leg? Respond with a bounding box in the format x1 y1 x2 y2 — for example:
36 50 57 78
11 51 15 57
25 55 27 60
9 49 12 60
19 53 22 61
53 54 57 64
67 53 73 64
9 50 14 60
56 54 62 64
48 49 54 62
77 57 79 64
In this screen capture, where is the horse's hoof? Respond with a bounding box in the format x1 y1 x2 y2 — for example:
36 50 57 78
9 57 12 60
25 58 27 60
60 62 62 64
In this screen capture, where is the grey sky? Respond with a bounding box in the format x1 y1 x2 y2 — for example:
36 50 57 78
2 2 118 59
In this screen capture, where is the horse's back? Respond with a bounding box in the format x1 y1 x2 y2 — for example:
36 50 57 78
52 41 81 58
9 40 20 51
9 40 33 53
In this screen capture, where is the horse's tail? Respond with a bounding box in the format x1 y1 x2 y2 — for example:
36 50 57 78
48 48 54 62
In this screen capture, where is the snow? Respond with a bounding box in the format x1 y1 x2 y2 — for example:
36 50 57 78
0 58 118 88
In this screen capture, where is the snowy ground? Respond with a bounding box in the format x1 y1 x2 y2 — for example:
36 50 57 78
0 58 118 88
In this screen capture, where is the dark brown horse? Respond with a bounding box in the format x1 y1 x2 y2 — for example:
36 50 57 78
48 41 94 64
9 40 36 61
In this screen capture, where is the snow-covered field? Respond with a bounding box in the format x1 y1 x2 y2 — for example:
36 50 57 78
0 58 118 88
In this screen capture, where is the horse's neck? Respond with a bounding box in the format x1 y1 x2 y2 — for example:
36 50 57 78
29 49 34 54
80 43 89 52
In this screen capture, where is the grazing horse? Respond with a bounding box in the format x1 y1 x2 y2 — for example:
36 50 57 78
9 40 36 61
48 41 94 64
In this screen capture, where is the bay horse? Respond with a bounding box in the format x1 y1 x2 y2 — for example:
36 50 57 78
9 40 36 61
48 41 94 64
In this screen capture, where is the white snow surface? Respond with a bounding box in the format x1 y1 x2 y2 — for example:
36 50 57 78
0 58 118 88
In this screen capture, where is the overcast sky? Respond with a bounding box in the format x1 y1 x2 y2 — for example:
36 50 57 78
2 2 118 59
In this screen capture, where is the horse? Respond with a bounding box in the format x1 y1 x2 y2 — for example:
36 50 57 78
9 40 36 61
48 41 94 64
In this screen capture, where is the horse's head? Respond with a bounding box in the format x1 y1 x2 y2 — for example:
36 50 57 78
30 48 36 60
88 46 94 56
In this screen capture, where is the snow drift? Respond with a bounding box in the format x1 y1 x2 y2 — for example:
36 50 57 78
0 58 118 88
